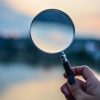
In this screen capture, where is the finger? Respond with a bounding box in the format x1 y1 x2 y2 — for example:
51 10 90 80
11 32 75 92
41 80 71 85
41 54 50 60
64 65 96 80
70 80 89 100
61 83 75 100
75 78 86 91
62 78 87 92
61 83 71 98
61 81 89 100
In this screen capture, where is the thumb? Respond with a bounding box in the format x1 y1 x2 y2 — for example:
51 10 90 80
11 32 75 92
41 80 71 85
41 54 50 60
70 81 88 100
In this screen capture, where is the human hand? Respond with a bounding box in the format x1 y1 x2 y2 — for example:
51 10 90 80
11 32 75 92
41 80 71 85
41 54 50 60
61 65 100 100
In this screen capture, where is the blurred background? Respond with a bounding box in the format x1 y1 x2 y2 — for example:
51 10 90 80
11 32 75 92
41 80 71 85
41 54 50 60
0 0 100 100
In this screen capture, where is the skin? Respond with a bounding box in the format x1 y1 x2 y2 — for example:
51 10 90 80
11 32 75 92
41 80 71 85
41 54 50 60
61 65 100 100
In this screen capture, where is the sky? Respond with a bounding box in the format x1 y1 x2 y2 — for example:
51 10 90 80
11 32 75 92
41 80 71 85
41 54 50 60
0 0 100 39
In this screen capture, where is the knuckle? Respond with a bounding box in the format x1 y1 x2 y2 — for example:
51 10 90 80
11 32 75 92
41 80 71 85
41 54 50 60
82 65 89 69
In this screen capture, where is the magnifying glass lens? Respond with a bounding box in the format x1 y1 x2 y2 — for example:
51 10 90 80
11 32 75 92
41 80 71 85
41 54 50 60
30 9 75 53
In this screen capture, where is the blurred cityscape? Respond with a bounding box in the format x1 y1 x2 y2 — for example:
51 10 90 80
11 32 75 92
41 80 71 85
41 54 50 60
0 32 99 69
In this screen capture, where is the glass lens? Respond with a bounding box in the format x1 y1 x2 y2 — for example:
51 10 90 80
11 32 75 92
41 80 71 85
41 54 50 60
30 9 75 54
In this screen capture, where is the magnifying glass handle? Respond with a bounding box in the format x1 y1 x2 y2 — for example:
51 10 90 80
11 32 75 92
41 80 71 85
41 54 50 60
60 51 76 85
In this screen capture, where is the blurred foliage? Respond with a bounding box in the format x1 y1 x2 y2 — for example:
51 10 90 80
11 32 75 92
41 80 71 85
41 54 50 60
0 36 99 70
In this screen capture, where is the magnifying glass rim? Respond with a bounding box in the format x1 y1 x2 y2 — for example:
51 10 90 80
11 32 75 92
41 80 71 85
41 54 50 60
30 8 75 54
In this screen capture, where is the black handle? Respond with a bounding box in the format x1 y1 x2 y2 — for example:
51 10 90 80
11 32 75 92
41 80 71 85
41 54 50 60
63 61 76 85
60 51 76 85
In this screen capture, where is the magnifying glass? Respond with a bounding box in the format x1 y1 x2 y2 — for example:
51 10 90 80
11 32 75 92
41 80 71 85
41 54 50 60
30 9 76 85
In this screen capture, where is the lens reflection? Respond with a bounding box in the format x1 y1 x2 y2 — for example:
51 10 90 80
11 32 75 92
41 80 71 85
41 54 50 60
30 9 75 53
